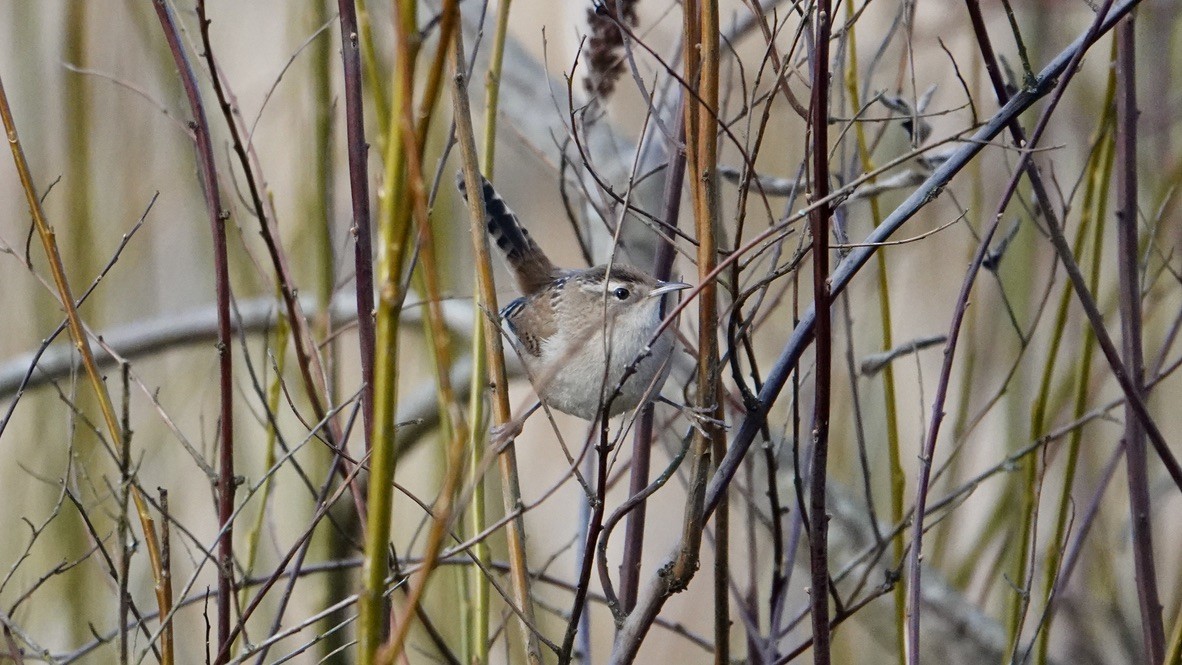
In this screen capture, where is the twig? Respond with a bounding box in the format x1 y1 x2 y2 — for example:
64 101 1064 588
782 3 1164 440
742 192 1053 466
859 335 947 377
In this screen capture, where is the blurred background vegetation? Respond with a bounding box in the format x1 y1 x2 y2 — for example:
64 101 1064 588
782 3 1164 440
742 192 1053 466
0 0 1180 663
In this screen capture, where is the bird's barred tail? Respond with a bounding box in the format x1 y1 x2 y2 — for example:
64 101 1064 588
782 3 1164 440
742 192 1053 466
456 172 557 294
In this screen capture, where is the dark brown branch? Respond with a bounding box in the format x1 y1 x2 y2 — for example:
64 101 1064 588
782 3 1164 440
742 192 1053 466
806 2 833 662
1114 12 1166 661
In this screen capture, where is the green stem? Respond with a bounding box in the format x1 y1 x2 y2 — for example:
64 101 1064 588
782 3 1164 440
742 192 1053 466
843 10 904 660
1033 58 1117 663
358 0 418 659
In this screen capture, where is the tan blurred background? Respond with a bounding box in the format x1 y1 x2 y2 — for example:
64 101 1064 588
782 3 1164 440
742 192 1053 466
1 0 1181 663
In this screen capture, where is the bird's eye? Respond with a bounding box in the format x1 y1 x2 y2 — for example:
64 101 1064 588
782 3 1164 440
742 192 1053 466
613 287 630 300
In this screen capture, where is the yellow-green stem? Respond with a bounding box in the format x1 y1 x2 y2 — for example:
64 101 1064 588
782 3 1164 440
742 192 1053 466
464 316 491 665
1034 69 1117 664
358 0 419 659
1166 601 1182 665
481 0 512 170
376 2 464 659
240 294 289 603
842 10 905 660
63 5 100 642
354 0 389 151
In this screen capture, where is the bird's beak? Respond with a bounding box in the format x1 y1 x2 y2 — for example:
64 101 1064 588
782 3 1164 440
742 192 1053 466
648 281 692 298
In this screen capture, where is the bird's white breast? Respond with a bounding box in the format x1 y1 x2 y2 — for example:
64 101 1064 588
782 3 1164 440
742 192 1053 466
520 302 675 420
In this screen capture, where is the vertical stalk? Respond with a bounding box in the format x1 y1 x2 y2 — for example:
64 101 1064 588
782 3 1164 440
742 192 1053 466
64 1 96 289
374 1 463 661
1166 604 1182 665
132 486 174 665
451 26 544 665
158 491 174 665
1115 14 1166 663
808 1 834 662
311 0 337 332
1035 111 1115 661
359 0 419 658
312 5 355 659
354 0 389 140
482 0 512 167
240 294 289 600
464 1 513 659
337 0 377 450
307 5 346 660
697 2 728 661
465 325 491 665
618 108 685 614
118 366 131 665
667 0 710 599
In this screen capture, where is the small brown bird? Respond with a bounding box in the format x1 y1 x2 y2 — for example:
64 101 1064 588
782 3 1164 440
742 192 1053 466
458 174 688 420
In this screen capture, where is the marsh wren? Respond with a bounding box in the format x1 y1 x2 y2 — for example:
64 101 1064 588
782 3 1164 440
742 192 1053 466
458 174 689 420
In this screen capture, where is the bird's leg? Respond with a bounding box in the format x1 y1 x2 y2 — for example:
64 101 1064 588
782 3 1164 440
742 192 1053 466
490 400 542 452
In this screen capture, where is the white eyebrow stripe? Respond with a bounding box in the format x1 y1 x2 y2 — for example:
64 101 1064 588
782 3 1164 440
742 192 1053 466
579 279 634 294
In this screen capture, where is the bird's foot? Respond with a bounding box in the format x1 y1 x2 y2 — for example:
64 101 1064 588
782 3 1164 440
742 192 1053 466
658 397 727 435
489 419 524 452
488 401 541 452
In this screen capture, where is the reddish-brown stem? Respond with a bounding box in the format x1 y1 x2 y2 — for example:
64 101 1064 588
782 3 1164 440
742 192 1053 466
149 2 235 660
337 0 377 451
619 102 686 614
193 0 368 528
